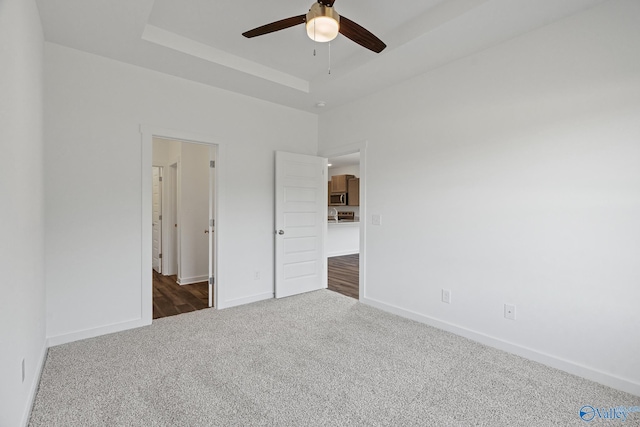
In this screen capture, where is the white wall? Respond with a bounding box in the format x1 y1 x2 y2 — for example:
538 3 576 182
44 43 318 344
152 137 180 167
318 0 640 394
0 0 47 425
329 165 359 178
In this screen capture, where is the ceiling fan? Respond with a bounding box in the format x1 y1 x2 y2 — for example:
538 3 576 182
242 0 386 53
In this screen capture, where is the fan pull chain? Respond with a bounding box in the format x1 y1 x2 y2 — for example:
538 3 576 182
313 20 317 56
328 42 331 74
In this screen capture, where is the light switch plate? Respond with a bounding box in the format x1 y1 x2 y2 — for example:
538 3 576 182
372 214 382 226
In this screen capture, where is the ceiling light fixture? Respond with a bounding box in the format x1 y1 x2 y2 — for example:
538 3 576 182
242 1 386 54
306 3 340 42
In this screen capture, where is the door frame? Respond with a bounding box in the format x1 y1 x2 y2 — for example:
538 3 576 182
318 141 368 300
141 125 225 322
163 162 179 276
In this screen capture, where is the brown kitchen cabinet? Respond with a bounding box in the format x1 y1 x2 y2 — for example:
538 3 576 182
330 174 355 193
348 178 360 206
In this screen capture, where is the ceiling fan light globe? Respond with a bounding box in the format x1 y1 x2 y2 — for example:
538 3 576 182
305 3 340 42
306 16 339 42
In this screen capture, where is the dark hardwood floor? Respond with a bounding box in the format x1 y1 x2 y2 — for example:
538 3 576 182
328 254 359 299
153 254 357 318
153 270 209 319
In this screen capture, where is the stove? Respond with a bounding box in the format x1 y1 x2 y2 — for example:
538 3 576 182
337 211 355 221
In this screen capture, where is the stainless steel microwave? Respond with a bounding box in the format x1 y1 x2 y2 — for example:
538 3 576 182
329 193 347 206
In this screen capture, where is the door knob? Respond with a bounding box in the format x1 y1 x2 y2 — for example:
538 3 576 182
204 230 209 234
277 230 285 235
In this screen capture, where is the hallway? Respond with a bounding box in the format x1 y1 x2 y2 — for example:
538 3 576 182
153 270 209 319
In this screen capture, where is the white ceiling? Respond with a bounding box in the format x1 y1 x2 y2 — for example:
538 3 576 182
36 0 608 113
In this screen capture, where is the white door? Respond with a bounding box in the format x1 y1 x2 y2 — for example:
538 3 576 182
152 166 163 273
176 143 210 285
275 151 327 298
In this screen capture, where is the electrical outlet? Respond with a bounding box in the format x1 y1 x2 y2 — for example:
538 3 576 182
254 271 260 280
442 289 451 304
21 359 25 383
504 304 516 320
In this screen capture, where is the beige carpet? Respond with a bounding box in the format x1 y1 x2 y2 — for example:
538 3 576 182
29 290 640 426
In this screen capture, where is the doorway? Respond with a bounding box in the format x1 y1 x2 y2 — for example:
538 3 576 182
151 136 217 318
319 142 367 301
326 152 361 299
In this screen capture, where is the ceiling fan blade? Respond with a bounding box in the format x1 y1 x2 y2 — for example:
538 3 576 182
242 14 306 38
339 16 386 53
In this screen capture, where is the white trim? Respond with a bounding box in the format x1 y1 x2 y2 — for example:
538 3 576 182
361 296 640 397
318 141 368 302
141 24 309 93
219 292 273 309
142 131 153 324
141 126 225 146
208 144 216 308
177 275 209 286
46 318 150 347
212 143 225 310
176 159 183 281
20 343 47 427
141 125 225 322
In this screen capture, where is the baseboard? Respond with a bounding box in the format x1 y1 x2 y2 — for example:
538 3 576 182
219 292 273 309
361 297 640 397
46 317 151 347
328 250 359 257
177 275 208 285
20 343 48 427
